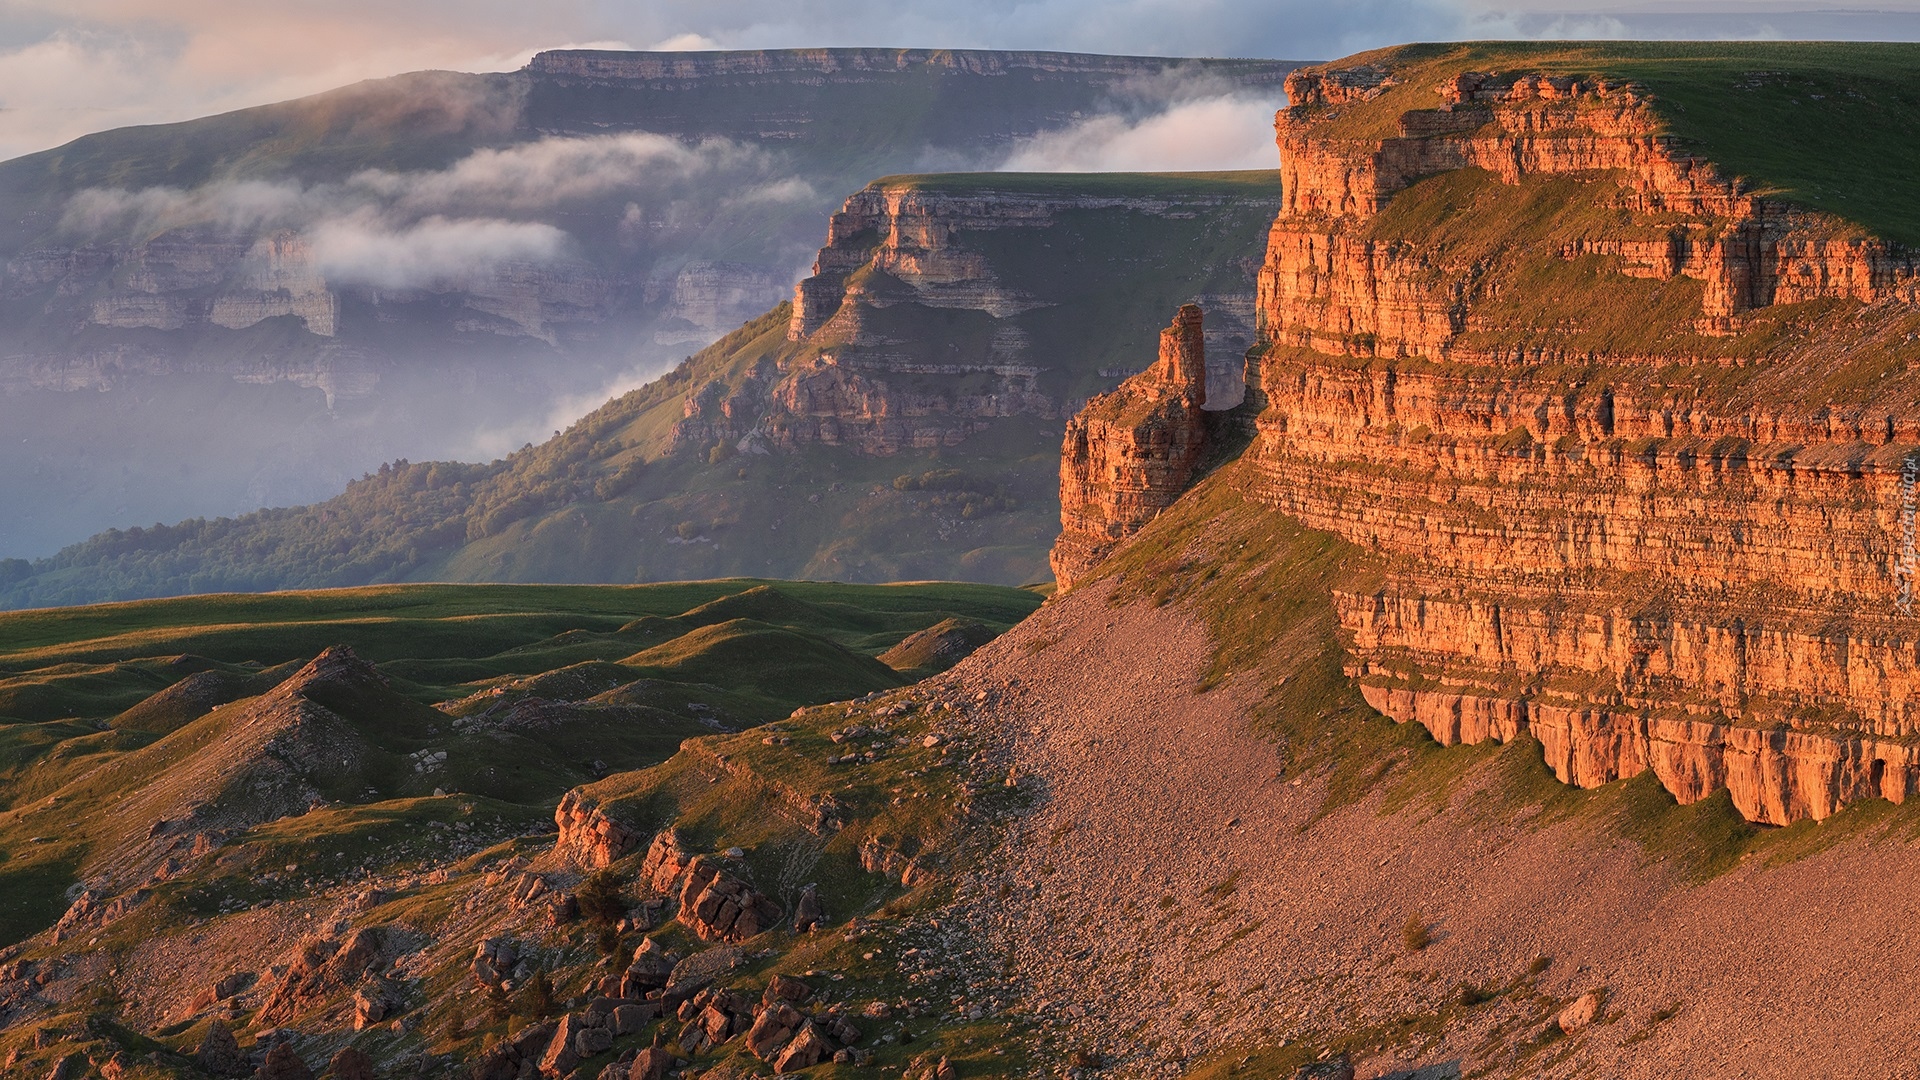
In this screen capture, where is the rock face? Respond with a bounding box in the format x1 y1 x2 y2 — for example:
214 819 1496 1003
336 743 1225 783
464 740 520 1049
1051 305 1212 588
1048 49 1920 826
554 790 643 868
1243 54 1920 825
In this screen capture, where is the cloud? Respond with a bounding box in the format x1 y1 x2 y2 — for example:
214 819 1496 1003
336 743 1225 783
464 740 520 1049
54 132 798 287
650 33 722 51
308 213 571 288
1000 93 1281 172
344 133 770 215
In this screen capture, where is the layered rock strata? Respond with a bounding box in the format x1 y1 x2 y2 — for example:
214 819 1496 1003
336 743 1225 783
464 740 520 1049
1262 65 1920 354
1244 59 1920 825
1047 51 1920 825
1051 305 1210 588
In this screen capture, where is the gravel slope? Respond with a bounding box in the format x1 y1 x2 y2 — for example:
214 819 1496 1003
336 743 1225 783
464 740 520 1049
931 580 1920 1079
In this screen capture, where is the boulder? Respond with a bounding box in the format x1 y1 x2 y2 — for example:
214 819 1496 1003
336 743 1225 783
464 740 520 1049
196 1019 250 1077
575 1025 614 1057
540 1014 594 1077
326 1047 376 1080
1557 991 1602 1034
640 829 696 894
352 977 397 1030
771 1023 832 1073
698 1002 735 1045
44 1053 85 1080
259 928 383 1023
611 1003 659 1035
472 938 518 988
627 1046 673 1080
471 1020 557 1080
792 884 824 932
676 857 780 943
622 938 676 996
254 1042 316 1080
762 975 812 1006
746 1002 803 1060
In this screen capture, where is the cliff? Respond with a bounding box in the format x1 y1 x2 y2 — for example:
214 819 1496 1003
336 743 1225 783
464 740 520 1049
673 173 1275 458
1057 43 1920 826
1051 305 1211 587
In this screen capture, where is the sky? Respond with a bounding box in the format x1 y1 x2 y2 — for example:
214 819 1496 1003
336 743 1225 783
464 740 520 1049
4 1 1920 162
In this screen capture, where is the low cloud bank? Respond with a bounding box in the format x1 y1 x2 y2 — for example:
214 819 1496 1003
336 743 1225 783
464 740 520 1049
1000 93 1282 173
56 132 806 289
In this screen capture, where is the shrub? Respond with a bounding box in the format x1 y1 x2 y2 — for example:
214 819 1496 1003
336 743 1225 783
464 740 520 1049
1402 913 1432 952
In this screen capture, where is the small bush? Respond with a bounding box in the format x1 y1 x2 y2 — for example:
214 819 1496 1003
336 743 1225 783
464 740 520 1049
576 869 627 930
512 969 556 1020
1402 913 1432 952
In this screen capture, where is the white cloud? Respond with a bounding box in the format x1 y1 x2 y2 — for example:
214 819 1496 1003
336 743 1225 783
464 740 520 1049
53 132 797 287
308 213 571 288
650 33 723 51
1000 93 1282 172
345 134 769 214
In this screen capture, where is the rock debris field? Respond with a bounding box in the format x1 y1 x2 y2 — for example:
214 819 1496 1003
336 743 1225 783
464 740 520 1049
924 581 1920 1079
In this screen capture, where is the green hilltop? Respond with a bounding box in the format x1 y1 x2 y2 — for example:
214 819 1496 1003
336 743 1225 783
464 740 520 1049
0 579 1040 943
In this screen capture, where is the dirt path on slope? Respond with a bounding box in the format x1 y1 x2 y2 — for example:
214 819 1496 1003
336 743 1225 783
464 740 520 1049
932 581 1920 1080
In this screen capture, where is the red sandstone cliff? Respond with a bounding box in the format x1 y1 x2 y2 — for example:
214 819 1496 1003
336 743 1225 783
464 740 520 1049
1056 49 1920 826
1051 305 1211 588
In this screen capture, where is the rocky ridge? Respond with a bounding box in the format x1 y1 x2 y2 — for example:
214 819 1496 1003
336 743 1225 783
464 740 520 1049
1051 304 1214 587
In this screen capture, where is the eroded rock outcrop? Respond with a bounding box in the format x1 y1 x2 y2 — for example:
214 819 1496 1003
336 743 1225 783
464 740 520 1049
554 790 642 868
1051 305 1211 588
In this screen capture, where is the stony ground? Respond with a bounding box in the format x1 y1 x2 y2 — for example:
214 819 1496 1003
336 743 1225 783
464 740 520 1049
928 580 1920 1079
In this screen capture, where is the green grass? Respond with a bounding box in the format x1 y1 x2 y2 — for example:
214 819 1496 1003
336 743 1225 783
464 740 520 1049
0 579 1038 945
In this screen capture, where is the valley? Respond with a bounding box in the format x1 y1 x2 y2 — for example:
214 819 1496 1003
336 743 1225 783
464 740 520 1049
0 49 1299 559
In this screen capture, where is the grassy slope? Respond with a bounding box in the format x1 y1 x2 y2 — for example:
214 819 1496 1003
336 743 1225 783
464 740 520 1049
0 579 1040 945
1 171 1281 608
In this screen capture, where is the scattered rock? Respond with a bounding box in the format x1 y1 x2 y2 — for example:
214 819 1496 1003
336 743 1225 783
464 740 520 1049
1558 990 1602 1034
325 1046 376 1080
771 1022 832 1072
195 1019 250 1077
1294 1055 1353 1080
253 1042 315 1080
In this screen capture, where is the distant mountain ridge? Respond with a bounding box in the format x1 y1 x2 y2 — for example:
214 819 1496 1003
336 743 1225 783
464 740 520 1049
0 48 1304 558
0 170 1281 609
